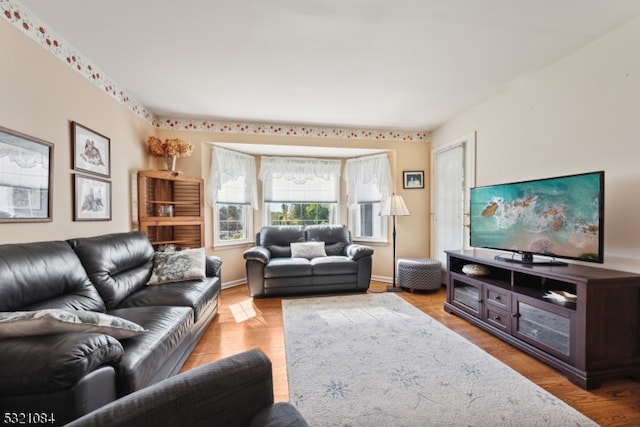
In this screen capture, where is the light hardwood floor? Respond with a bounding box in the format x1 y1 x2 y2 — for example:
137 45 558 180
182 281 640 426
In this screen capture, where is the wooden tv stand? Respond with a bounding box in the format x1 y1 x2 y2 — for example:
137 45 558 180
444 249 640 389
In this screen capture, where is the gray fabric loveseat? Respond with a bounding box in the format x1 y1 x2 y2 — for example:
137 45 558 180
67 349 309 427
244 224 373 297
0 231 221 425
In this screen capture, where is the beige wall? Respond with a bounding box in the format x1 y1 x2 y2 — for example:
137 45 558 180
0 18 153 244
0 17 431 285
431 16 640 272
157 129 431 284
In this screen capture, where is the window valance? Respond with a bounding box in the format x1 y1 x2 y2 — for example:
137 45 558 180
343 153 392 207
258 157 341 185
206 146 258 208
259 156 341 204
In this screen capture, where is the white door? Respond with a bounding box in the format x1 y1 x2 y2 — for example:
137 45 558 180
431 133 476 282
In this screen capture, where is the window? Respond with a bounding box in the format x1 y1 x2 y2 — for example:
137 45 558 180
347 181 385 241
265 202 334 225
344 154 392 241
259 157 341 226
207 147 257 245
215 180 251 242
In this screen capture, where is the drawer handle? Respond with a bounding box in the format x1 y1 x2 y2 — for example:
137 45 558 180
512 312 521 318
492 315 501 321
494 295 501 301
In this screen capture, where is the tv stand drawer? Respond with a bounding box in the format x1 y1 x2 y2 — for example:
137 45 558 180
485 306 510 332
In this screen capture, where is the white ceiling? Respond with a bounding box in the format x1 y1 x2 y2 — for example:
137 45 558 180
18 0 640 132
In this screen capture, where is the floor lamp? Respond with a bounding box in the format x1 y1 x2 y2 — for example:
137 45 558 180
380 194 410 292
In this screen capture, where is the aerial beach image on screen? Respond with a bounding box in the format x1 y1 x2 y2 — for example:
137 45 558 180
470 173 602 261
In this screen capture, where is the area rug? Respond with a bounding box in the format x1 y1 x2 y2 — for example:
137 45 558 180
282 293 598 427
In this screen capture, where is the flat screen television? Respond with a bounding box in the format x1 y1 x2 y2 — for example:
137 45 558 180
469 171 604 265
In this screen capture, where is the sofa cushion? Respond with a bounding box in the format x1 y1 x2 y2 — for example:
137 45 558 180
118 277 221 323
260 226 305 258
0 241 106 313
312 274 357 286
305 225 351 256
310 256 358 275
148 248 206 285
264 258 312 278
290 241 326 259
69 232 155 310
107 306 194 395
0 309 146 339
264 276 314 289
0 332 123 394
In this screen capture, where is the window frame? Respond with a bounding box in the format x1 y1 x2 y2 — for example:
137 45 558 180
213 202 253 247
208 146 257 247
348 200 388 243
343 154 392 243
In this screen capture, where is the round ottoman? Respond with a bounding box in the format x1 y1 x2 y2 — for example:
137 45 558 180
397 257 442 291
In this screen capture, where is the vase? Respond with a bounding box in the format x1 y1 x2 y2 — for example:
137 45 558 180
162 154 177 172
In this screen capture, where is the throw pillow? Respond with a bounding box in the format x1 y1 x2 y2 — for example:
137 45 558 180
148 247 206 285
0 309 146 339
290 241 327 259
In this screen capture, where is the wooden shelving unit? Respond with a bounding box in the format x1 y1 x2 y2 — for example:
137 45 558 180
137 170 204 249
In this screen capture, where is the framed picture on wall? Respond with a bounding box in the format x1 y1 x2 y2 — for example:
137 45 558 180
403 171 424 189
0 126 53 222
73 174 112 221
72 121 111 177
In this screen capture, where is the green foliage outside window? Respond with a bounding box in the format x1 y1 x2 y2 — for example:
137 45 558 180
218 204 245 240
270 203 330 225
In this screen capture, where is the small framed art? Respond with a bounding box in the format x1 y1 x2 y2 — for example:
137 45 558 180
72 121 110 177
403 171 424 189
0 126 53 222
73 174 112 221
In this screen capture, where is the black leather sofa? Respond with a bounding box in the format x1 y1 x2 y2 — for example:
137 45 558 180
67 349 309 427
244 224 373 297
0 231 221 426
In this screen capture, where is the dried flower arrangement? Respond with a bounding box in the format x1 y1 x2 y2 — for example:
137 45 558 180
147 136 193 158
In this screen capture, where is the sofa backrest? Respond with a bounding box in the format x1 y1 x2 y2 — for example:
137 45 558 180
0 241 106 312
68 231 155 309
257 224 352 257
258 226 305 258
305 224 351 256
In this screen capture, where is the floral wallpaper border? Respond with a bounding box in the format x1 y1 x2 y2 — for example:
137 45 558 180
153 118 429 142
2 0 429 142
1 0 154 122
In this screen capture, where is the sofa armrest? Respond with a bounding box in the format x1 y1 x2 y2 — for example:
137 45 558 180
345 243 374 260
67 349 307 427
206 255 223 278
244 246 272 264
0 333 123 394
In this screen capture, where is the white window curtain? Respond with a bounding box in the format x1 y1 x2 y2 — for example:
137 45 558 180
259 157 341 203
343 153 392 207
207 146 258 208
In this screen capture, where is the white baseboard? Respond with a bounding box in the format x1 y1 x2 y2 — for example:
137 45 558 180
222 279 246 289
371 274 392 284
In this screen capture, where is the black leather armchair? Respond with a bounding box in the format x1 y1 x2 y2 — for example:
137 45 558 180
67 349 309 427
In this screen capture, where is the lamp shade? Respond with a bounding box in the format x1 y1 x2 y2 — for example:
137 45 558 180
380 194 410 216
